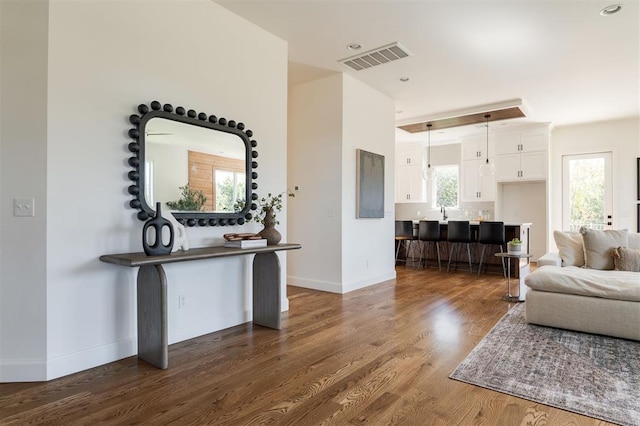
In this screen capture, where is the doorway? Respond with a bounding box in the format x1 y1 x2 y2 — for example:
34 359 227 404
562 152 613 231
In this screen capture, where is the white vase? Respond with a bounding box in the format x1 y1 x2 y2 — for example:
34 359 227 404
508 243 522 254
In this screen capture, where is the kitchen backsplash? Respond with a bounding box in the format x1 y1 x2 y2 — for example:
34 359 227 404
395 201 495 221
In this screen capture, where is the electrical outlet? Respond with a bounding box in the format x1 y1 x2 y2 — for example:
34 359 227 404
178 295 186 309
13 198 35 217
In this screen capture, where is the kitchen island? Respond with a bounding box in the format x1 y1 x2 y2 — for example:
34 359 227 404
397 221 532 277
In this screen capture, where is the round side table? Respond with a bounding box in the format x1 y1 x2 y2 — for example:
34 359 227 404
494 252 533 303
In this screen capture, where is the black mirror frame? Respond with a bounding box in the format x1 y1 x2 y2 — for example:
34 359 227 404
126 101 259 227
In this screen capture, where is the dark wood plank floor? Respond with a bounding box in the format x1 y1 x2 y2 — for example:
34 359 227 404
0 265 610 425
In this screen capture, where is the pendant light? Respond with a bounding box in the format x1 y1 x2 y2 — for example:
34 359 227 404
479 113 495 176
423 123 435 180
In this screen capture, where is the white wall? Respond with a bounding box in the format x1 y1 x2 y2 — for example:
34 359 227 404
147 142 188 205
287 75 344 292
287 74 396 293
0 0 49 381
1 0 288 381
549 117 640 249
498 182 547 259
341 75 396 292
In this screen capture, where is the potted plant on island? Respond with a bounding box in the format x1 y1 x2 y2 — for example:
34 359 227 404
507 238 522 254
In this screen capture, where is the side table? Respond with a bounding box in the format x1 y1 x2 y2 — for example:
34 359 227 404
494 252 533 302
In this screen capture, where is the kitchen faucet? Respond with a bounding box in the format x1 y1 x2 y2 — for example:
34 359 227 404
441 206 448 221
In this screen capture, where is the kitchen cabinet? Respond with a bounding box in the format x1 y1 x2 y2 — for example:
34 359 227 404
494 129 549 182
461 136 494 161
461 158 495 201
396 146 425 203
396 148 423 167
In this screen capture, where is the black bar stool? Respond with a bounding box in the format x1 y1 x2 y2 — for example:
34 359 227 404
447 221 473 273
418 220 442 270
477 221 507 277
395 220 417 266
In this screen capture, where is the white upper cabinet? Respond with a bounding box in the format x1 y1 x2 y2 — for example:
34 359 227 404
461 158 496 201
396 148 424 167
494 132 547 156
494 127 549 182
461 136 493 161
395 145 426 203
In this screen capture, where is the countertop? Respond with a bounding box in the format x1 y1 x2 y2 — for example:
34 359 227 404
410 220 532 227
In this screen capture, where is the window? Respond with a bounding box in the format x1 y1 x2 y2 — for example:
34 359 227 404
430 164 459 208
144 160 154 205
562 152 612 231
215 170 246 211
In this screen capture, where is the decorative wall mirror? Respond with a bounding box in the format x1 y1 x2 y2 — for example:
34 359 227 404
127 101 259 227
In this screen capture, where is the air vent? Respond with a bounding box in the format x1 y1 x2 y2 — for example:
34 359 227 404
339 42 412 71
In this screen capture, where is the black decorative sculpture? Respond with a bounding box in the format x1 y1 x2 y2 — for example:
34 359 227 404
143 203 175 256
126 101 259 227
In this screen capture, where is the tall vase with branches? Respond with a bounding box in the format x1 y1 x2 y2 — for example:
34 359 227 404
249 191 294 245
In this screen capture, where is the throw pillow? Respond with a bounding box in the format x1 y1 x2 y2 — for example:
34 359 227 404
580 227 629 270
553 230 585 267
612 246 640 272
629 233 640 249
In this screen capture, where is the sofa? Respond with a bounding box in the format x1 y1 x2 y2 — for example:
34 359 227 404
524 228 640 341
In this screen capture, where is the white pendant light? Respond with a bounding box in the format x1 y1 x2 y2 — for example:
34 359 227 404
479 113 495 176
423 123 436 180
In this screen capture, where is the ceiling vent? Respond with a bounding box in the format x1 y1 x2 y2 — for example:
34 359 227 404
339 42 412 71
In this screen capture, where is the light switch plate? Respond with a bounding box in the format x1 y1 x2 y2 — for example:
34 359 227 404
14 198 35 217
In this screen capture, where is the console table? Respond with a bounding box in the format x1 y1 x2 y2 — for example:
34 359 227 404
100 243 301 369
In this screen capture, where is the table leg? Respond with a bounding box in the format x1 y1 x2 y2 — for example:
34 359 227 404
137 265 168 369
253 252 281 330
502 258 524 303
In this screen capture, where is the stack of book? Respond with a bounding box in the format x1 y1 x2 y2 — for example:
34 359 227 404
223 233 267 248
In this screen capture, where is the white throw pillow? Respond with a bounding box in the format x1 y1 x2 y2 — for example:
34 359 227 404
628 233 640 249
553 231 585 267
580 227 629 270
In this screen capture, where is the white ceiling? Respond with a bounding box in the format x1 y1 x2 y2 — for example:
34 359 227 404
215 0 639 145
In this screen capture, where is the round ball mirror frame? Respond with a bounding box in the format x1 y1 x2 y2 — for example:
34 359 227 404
127 100 259 227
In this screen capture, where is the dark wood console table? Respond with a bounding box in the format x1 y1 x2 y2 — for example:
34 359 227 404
100 243 301 369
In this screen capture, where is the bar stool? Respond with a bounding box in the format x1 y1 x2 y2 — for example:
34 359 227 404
418 220 442 270
477 221 507 277
447 221 473 273
395 220 417 266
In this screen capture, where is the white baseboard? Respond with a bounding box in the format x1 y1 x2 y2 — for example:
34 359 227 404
0 358 47 382
46 338 137 381
287 271 397 294
342 271 397 293
287 276 343 293
1 337 137 383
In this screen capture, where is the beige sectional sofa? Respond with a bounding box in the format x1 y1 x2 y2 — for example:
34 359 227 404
524 228 640 341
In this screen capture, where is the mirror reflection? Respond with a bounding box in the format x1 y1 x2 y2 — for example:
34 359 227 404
144 118 246 213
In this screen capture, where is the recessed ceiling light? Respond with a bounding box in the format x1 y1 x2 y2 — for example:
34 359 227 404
600 4 622 15
347 43 362 50
399 77 410 82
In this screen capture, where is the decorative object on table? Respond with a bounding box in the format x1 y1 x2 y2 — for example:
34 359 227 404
507 238 522 253
223 233 265 248
450 304 640 426
356 149 384 218
243 191 294 245
166 184 207 211
160 206 189 252
224 238 267 249
142 202 174 256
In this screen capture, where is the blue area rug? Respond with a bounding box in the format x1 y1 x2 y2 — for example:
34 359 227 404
450 304 640 425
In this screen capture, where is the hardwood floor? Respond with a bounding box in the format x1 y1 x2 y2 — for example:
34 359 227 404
0 266 611 425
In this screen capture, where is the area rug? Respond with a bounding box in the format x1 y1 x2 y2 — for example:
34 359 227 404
450 304 640 426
